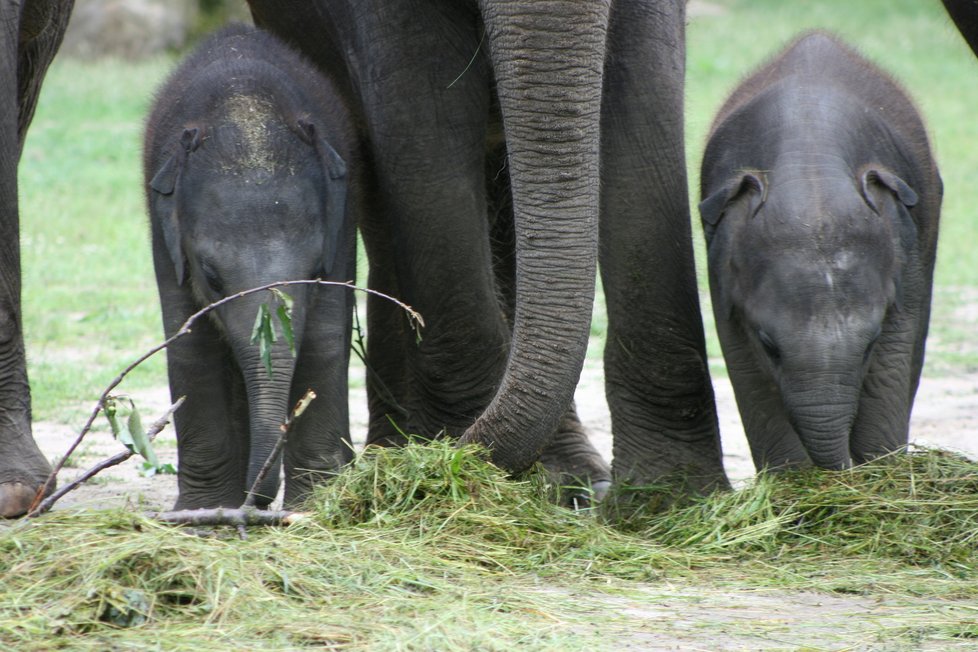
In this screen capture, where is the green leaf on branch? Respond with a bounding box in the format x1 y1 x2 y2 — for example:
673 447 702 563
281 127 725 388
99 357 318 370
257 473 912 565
103 396 170 476
270 287 293 312
273 291 296 357
104 397 133 450
250 302 276 378
251 290 297 378
126 405 160 469
277 303 295 356
140 461 177 478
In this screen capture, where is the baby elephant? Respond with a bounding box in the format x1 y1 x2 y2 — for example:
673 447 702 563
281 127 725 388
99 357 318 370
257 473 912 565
144 24 356 509
699 31 941 471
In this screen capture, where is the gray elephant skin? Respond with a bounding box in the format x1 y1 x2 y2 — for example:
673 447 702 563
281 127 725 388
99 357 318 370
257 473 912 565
144 24 356 509
4 0 730 517
0 0 75 517
247 0 728 496
699 31 942 471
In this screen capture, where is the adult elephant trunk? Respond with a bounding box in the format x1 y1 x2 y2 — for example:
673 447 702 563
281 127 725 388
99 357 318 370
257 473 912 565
779 365 862 470
459 1 611 472
225 292 305 506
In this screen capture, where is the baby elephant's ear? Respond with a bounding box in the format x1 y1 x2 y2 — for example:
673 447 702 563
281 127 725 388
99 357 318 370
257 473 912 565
698 171 767 240
149 127 201 194
149 127 201 286
859 167 918 214
298 120 348 277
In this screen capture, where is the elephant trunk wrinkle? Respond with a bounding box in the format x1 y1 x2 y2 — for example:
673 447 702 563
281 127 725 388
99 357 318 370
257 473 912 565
458 0 609 473
237 342 297 507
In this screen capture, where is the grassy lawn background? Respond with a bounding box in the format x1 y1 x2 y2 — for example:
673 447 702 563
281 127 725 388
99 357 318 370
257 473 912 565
18 0 978 420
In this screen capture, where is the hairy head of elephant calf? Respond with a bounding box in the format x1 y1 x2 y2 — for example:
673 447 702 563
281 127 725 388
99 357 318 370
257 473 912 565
699 31 941 472
144 24 357 509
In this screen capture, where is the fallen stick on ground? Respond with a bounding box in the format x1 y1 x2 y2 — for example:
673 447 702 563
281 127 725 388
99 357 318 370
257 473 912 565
148 507 308 527
29 398 186 517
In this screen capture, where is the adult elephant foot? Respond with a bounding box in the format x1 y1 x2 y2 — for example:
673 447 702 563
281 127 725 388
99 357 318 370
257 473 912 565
0 481 42 518
0 445 53 518
537 406 611 509
0 413 55 517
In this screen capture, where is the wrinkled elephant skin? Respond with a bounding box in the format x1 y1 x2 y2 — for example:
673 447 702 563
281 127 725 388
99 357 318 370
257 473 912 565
144 25 357 509
247 1 731 498
700 32 942 471
0 0 75 517
247 0 616 495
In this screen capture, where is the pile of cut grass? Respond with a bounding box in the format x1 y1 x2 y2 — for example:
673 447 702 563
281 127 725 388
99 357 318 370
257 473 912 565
642 447 978 568
1 441 976 648
0 441 676 649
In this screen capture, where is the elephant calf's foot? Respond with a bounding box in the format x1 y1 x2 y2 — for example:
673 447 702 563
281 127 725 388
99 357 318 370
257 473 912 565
538 413 611 509
0 480 50 518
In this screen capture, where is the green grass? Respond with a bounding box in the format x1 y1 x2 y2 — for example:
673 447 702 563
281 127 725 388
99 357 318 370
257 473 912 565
2 441 977 649
19 56 173 421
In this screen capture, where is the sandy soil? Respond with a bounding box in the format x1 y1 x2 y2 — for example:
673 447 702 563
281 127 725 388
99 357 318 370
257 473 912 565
34 356 978 511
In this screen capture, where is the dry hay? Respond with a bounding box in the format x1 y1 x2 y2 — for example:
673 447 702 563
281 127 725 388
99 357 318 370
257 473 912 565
1 441 975 648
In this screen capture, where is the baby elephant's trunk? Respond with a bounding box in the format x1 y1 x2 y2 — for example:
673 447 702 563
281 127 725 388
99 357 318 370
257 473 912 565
227 292 305 507
780 359 864 469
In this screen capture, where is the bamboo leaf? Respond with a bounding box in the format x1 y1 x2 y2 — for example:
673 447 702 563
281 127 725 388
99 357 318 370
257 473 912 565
270 287 293 312
271 289 296 357
277 303 295 357
104 396 135 451
105 397 170 476
251 303 275 378
127 405 160 469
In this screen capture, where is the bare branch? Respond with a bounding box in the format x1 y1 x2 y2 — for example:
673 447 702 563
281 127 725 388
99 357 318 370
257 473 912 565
242 389 317 509
148 507 308 527
29 398 185 517
26 280 421 516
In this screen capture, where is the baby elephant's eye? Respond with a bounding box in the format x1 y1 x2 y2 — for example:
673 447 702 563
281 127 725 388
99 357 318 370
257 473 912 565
757 329 781 364
200 261 224 295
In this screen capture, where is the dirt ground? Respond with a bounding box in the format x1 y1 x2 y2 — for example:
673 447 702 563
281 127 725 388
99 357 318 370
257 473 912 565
34 359 978 513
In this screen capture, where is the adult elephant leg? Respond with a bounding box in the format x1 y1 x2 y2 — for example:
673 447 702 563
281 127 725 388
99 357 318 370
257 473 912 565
600 0 728 495
538 405 611 503
359 169 412 444
0 0 74 517
355 3 508 444
252 0 608 474
944 0 978 58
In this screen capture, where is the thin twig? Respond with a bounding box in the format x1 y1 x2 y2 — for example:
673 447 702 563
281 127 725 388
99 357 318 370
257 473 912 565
447 28 486 89
27 279 422 516
241 389 317 509
30 398 185 516
351 298 407 418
